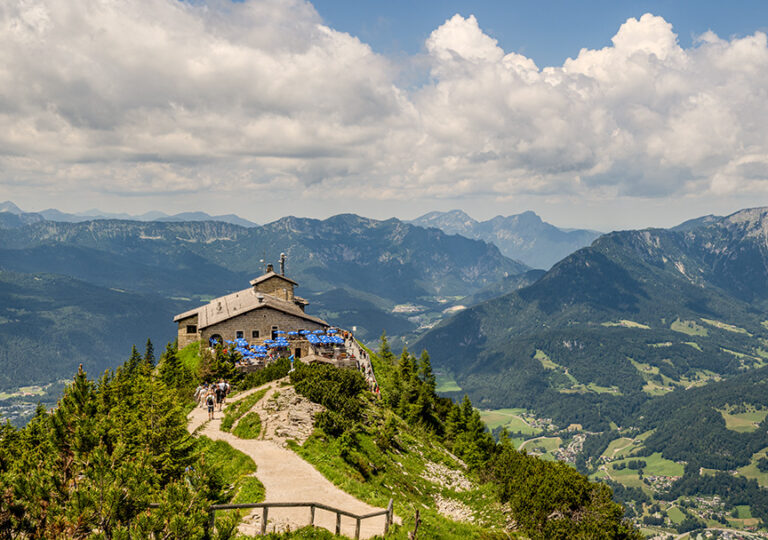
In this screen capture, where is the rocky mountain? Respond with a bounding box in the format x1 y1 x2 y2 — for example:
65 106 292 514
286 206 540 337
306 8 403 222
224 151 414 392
410 209 601 269
0 201 44 228
1 201 258 227
414 207 768 429
0 214 527 388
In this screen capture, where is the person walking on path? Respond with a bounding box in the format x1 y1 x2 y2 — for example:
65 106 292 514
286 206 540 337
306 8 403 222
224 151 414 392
205 391 216 420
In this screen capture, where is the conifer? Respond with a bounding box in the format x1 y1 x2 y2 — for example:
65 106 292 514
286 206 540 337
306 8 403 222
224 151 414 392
144 338 156 368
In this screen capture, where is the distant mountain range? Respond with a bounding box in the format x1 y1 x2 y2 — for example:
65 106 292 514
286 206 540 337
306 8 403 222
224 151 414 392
0 201 258 228
0 213 527 389
414 206 768 430
410 209 601 269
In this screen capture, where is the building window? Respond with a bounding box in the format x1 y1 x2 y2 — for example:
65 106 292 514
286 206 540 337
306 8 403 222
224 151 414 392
186 325 197 334
252 330 260 338
236 330 244 339
271 326 278 340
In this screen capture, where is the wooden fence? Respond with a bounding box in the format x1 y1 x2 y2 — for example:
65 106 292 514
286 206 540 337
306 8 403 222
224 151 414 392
151 498 394 539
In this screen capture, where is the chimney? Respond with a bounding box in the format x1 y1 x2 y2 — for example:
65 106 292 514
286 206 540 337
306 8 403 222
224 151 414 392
280 252 286 275
266 263 274 273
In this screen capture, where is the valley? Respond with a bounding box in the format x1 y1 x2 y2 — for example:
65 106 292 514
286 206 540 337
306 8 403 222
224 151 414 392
2 202 768 535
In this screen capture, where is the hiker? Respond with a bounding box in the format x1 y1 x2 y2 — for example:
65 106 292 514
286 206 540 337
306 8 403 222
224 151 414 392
193 384 204 405
205 391 215 420
215 380 225 411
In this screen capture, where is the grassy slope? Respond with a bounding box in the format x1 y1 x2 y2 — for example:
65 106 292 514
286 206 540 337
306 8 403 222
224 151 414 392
290 410 512 539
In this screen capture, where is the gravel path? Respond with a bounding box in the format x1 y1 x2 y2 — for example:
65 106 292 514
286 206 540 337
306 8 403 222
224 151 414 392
188 383 390 538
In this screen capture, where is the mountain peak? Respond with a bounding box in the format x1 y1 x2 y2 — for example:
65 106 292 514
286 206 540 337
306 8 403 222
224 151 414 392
0 201 23 214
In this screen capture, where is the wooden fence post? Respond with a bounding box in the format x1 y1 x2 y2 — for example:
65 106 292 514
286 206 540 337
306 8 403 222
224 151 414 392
385 498 394 534
335 512 341 535
310 504 316 526
261 506 269 535
208 509 216 537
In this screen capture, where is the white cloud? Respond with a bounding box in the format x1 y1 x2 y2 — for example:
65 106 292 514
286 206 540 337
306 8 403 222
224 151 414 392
1 3 768 211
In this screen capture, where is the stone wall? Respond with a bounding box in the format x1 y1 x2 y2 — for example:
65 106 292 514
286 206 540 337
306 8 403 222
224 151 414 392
199 306 325 347
253 277 295 301
177 314 199 349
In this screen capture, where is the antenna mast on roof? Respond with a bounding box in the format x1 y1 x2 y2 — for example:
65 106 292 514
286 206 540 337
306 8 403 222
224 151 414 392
280 252 286 276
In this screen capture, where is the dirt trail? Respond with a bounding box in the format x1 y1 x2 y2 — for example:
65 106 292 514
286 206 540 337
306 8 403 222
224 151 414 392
188 383 390 538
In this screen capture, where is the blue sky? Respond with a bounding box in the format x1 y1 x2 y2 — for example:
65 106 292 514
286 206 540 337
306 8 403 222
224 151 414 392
312 0 768 66
2 1 768 230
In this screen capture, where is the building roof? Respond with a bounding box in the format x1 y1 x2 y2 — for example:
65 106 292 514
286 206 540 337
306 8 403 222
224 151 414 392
173 286 327 329
249 271 298 287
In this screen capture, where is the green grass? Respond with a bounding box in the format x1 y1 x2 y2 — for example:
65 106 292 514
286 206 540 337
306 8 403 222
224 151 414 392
479 408 541 436
435 372 461 393
198 436 257 480
534 349 559 370
667 506 685 524
291 409 512 539
233 412 262 439
683 341 702 351
232 475 265 504
519 437 562 458
670 319 708 336
700 318 751 335
601 438 636 460
221 387 270 432
196 436 265 531
736 447 768 487
735 505 752 519
719 405 768 433
642 453 684 476
533 351 619 394
601 320 650 329
178 341 202 372
18 385 44 395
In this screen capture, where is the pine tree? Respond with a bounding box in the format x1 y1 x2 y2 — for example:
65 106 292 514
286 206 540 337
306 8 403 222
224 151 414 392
159 342 184 391
418 349 436 394
126 345 142 373
379 331 394 363
144 338 156 368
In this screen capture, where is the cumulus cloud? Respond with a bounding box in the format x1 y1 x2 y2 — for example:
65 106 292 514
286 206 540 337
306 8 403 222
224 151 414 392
1 3 767 207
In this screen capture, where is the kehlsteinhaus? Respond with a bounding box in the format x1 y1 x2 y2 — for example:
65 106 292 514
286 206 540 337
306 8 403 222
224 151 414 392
173 263 328 351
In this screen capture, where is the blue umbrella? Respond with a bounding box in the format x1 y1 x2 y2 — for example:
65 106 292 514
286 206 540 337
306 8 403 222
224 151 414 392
300 330 311 335
313 330 324 334
328 329 337 334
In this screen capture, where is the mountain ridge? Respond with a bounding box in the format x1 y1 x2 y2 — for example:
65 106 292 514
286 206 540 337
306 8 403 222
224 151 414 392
409 209 601 269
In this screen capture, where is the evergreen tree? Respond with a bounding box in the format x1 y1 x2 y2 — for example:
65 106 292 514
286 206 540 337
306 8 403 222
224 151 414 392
126 344 142 373
418 349 436 394
379 331 394 363
144 338 156 368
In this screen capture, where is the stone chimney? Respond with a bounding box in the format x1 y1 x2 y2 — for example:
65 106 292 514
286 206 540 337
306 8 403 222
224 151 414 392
280 252 286 275
266 263 274 273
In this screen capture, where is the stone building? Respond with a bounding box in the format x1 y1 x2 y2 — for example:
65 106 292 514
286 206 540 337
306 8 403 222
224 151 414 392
173 264 328 352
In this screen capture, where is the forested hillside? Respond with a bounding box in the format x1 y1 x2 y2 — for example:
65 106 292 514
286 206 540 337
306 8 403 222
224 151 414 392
0 214 527 393
415 207 768 430
413 207 768 536
0 337 642 539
